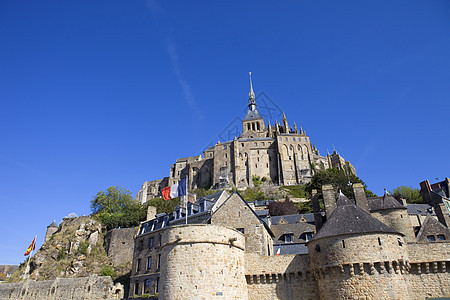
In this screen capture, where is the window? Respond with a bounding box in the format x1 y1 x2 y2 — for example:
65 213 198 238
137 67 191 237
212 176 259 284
149 238 154 249
315 244 320 252
305 232 313 241
137 259 141 272
199 201 205 212
188 205 192 216
247 123 250 130
279 137 282 141
254 142 257 146
157 254 161 269
397 238 403 246
139 240 144 251
427 235 436 242
135 282 140 295
285 137 288 141
342 240 345 248
225 153 227 158
268 142 271 145
261 142 265 146
284 234 293 243
437 235 446 240
241 143 244 147
237 228 245 234
378 237 382 246
156 278 159 293
293 137 296 141
255 164 257 168
223 145 227 149
144 279 152 294
148 256 152 271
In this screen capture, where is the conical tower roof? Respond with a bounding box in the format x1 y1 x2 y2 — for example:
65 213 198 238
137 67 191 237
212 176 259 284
311 191 401 241
48 220 58 228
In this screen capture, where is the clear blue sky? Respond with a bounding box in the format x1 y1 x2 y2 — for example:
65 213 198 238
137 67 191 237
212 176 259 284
1 1 449 264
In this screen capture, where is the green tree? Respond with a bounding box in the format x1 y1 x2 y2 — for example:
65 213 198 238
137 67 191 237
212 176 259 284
390 186 423 204
306 168 376 198
91 186 145 230
145 197 180 214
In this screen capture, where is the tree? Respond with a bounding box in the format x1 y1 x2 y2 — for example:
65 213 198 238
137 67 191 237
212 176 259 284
306 168 376 198
390 186 423 204
90 186 145 230
268 198 299 216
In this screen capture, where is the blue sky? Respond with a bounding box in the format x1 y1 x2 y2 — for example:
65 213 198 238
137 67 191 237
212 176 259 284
1 1 449 264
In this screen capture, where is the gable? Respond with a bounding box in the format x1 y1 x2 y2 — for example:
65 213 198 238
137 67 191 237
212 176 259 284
416 216 450 242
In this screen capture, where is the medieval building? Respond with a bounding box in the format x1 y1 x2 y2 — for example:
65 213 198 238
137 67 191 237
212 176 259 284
130 183 450 299
137 74 355 204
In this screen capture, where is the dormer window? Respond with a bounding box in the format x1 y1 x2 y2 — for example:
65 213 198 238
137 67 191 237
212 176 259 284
284 234 293 243
199 201 205 212
437 235 446 240
304 232 313 241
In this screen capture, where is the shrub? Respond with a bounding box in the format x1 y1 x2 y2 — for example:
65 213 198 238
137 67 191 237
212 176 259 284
100 265 115 279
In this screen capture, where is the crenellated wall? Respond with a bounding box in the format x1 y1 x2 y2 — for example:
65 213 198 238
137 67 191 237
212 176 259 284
244 253 318 300
308 233 411 299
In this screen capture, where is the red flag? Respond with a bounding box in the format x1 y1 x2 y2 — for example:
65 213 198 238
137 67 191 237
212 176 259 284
162 186 171 200
24 236 36 256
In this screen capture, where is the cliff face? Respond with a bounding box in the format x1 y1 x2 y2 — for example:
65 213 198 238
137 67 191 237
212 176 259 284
8 216 131 283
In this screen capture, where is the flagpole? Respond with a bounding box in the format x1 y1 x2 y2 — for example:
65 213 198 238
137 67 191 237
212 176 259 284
23 235 37 279
185 175 189 225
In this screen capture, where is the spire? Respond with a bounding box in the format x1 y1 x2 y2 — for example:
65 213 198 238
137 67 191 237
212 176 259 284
293 122 298 134
282 111 289 132
248 72 256 111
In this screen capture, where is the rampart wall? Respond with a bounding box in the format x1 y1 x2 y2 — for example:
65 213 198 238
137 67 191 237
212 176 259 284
105 227 137 266
244 253 318 300
0 275 122 300
406 241 450 299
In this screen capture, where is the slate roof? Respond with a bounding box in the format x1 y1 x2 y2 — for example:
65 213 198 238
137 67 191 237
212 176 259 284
273 243 309 255
407 204 434 216
272 222 315 244
311 192 401 241
48 221 58 228
416 215 450 242
243 108 263 121
368 194 405 211
271 213 315 225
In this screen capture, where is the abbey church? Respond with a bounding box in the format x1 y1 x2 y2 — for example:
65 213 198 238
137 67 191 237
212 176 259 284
137 74 355 203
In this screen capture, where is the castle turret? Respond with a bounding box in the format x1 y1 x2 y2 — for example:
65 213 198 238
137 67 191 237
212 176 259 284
45 220 58 242
308 192 410 299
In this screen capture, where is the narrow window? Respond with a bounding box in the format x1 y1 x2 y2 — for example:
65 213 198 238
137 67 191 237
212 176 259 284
135 282 140 295
254 142 257 146
285 137 288 141
156 278 159 293
315 244 320 252
157 254 161 269
148 256 152 271
261 142 265 146
144 279 152 294
241 143 244 147
257 123 260 130
247 123 251 130
149 238 154 249
237 228 245 234
378 237 382 246
255 164 257 168
397 238 403 246
342 240 345 248
293 137 296 141
137 259 141 272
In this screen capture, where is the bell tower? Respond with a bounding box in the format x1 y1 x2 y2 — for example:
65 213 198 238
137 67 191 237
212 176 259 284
242 72 265 137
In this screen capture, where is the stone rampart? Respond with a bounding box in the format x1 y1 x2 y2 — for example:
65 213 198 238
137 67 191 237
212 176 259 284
244 253 318 300
0 275 122 300
160 224 246 300
105 227 138 266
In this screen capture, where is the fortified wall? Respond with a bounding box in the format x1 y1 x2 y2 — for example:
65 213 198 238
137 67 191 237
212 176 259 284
105 227 138 266
0 275 123 300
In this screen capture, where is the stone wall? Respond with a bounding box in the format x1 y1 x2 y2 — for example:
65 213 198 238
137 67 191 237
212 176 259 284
160 224 247 300
308 233 411 299
0 275 122 300
244 253 318 300
105 227 138 267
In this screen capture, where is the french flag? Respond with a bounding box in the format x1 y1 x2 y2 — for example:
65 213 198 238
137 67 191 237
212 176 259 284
162 177 187 200
276 244 281 256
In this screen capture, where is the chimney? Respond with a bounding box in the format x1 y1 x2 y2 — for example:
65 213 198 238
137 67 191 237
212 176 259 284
311 190 323 230
322 185 336 218
147 206 157 221
352 183 369 212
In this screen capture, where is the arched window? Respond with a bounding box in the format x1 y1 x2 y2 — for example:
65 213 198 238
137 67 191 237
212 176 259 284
257 122 260 130
247 123 251 130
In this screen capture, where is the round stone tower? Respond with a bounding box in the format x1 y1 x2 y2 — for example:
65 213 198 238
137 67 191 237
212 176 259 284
160 224 247 300
308 192 411 299
45 220 58 242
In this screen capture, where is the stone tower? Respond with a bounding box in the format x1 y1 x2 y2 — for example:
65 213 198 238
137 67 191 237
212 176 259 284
307 192 411 299
45 220 58 242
